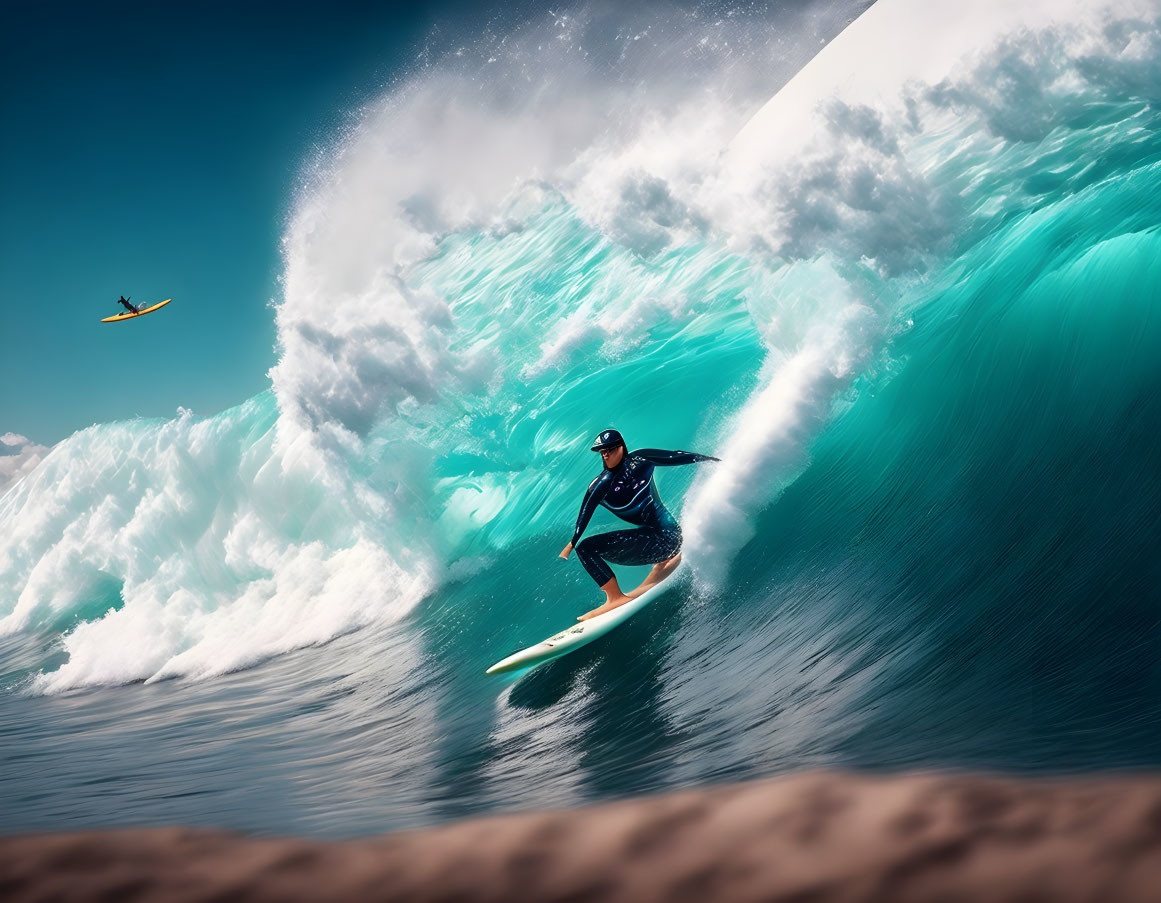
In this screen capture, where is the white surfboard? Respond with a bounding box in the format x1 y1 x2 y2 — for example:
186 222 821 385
486 565 686 675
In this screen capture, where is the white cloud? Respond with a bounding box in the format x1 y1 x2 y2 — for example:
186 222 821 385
0 433 50 495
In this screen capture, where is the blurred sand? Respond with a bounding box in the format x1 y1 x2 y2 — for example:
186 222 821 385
3 771 1159 902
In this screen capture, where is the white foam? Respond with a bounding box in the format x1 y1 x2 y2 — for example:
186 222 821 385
683 292 875 586
269 2 873 440
0 402 436 692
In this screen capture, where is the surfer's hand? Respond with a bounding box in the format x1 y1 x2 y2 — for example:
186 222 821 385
559 542 573 559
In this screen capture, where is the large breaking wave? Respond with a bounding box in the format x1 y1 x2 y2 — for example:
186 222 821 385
2 0 1159 704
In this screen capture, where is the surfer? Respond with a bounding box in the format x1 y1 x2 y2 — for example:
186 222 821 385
560 428 718 621
116 295 139 314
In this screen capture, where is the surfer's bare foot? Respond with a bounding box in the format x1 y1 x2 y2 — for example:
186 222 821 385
627 552 683 599
578 592 631 621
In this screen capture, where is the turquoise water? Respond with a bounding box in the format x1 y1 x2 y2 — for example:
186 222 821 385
1 0 1159 837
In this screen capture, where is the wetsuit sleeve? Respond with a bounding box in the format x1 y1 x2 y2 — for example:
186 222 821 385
633 448 720 465
571 473 610 546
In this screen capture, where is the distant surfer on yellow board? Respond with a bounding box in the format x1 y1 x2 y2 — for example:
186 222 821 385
100 297 173 323
560 429 719 621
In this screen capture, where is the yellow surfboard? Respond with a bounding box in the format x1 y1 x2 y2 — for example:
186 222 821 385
100 298 173 323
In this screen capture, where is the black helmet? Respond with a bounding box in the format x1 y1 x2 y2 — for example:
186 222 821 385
590 428 625 451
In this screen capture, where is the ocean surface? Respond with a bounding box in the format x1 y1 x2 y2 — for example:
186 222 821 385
2 0 1160 838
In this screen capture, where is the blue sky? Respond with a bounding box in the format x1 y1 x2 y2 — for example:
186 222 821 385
0 0 531 445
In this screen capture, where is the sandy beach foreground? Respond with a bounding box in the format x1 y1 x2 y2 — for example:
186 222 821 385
3 771 1159 902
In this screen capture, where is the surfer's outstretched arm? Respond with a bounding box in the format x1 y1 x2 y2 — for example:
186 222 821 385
634 448 720 466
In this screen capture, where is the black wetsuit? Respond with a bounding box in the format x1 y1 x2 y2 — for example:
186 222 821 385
117 296 139 314
571 448 718 586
